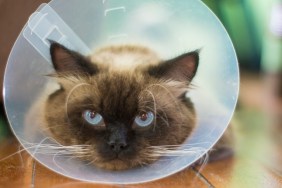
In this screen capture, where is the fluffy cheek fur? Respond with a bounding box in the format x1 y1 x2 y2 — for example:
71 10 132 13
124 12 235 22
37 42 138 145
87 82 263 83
44 77 196 170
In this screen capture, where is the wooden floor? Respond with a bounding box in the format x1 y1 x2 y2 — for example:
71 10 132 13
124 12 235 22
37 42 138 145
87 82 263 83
1 72 282 188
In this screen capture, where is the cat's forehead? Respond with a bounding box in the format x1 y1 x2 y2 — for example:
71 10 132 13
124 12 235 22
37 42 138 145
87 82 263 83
93 73 146 122
90 45 160 71
95 72 145 97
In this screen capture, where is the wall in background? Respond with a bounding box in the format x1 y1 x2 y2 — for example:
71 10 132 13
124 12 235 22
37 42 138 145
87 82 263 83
0 0 49 101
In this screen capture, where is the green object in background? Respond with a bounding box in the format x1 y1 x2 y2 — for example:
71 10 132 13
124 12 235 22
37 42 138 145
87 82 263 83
202 0 262 70
219 0 256 61
262 36 282 72
203 0 282 72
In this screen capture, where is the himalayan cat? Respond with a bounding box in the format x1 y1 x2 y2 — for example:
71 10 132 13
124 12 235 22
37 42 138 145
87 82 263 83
29 41 233 170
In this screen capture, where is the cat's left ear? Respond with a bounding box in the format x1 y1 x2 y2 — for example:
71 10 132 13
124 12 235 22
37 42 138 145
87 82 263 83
49 41 98 75
148 51 199 82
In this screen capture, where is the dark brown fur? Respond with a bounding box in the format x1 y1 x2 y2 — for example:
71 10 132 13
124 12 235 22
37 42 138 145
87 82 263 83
44 42 199 170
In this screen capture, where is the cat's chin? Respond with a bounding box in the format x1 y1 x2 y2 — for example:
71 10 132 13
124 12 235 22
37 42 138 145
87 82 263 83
93 156 160 171
94 159 137 171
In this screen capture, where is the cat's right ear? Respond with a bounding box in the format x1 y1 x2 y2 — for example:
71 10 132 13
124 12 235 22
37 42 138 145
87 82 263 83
49 41 98 75
148 51 199 82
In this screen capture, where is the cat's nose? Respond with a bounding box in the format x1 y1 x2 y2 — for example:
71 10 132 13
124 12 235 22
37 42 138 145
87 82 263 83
108 124 129 153
108 140 128 153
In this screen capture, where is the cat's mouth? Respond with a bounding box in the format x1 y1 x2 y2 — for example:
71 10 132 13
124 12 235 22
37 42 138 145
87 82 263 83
103 153 129 162
97 157 134 170
95 151 137 168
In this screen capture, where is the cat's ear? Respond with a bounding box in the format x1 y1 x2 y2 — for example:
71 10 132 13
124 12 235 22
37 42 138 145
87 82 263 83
148 51 199 82
49 41 98 75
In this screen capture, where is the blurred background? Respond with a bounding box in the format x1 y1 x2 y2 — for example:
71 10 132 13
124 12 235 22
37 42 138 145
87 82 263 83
203 1 282 185
0 0 282 187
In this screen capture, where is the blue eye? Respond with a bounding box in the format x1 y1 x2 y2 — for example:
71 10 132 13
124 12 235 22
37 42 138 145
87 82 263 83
134 111 154 127
82 110 103 126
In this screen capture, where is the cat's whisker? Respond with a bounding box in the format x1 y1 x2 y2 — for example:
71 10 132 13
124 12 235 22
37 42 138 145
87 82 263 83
144 83 190 129
158 116 170 127
154 107 169 127
85 157 98 166
0 143 92 163
196 152 209 173
146 145 207 158
16 145 25 168
66 94 92 103
29 136 59 156
147 83 185 114
137 159 150 167
148 142 211 147
140 105 170 127
148 143 209 148
66 155 79 162
53 150 69 174
143 89 157 131
188 83 198 90
148 147 206 152
71 103 94 108
0 147 29 163
41 124 68 131
65 83 91 122
19 138 92 158
18 145 91 156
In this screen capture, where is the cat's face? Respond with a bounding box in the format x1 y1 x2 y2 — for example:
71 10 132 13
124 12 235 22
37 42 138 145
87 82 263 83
44 42 199 170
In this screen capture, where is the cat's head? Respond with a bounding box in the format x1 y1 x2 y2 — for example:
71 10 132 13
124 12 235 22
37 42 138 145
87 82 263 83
45 42 199 170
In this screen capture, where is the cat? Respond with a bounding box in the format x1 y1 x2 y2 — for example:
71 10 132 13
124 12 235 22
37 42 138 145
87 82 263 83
27 41 233 170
